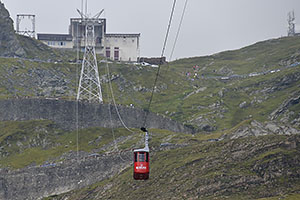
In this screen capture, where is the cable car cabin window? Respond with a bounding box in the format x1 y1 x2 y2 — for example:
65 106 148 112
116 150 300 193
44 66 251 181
139 153 145 162
134 152 138 162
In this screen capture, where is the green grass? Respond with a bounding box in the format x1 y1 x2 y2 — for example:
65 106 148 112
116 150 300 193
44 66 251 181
1 23 300 200
46 134 300 200
0 120 141 168
16 35 78 61
0 120 202 169
258 193 300 200
1 36 300 132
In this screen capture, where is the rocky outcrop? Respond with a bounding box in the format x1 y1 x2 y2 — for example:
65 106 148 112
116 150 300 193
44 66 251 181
0 98 195 134
270 92 300 120
51 135 300 200
224 120 300 139
0 62 76 98
0 152 132 200
0 2 25 57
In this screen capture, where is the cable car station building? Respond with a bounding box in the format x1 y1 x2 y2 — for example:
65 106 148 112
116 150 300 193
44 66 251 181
37 17 140 62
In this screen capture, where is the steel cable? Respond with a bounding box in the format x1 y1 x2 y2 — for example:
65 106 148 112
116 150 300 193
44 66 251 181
169 0 188 61
142 0 177 127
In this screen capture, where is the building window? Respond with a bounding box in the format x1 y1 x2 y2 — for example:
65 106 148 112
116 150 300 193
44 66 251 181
106 47 110 58
48 41 56 46
114 47 119 61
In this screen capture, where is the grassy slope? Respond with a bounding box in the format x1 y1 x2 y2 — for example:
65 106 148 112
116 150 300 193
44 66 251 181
1 36 300 131
0 36 299 199
102 37 300 130
39 36 300 199
0 36 300 169
0 120 141 168
0 120 200 169
0 57 79 98
16 35 78 61
45 134 300 200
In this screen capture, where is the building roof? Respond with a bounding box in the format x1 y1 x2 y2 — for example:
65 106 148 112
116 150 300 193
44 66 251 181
37 34 73 41
105 33 140 38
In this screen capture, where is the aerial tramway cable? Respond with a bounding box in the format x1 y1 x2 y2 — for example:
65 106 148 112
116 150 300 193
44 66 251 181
142 0 178 128
105 63 127 161
169 0 188 61
105 65 118 152
74 0 181 167
133 0 178 180
105 62 135 134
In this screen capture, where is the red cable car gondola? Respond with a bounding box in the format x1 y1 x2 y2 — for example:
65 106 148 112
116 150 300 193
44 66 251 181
133 150 149 180
133 127 150 180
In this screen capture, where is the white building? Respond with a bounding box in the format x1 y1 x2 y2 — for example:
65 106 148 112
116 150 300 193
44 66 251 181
105 33 140 62
37 34 73 49
37 18 140 62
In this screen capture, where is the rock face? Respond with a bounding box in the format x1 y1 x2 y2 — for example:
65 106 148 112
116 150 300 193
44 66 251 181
0 99 195 134
225 120 300 139
51 135 300 200
0 152 132 200
270 92 300 120
0 2 25 57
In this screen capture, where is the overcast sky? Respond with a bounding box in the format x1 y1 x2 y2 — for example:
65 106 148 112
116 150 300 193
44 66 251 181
1 0 300 60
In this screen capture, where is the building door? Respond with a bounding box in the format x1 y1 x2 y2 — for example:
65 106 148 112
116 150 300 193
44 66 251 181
114 47 119 61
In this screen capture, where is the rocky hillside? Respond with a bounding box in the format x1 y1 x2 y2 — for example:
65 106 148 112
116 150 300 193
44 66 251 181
46 134 300 200
0 2 76 61
1 37 299 132
0 2 25 57
0 2 299 133
1 118 299 199
0 2 299 132
0 2 300 199
0 98 193 133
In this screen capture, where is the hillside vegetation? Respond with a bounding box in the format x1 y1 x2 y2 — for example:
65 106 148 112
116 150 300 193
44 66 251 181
41 36 300 199
0 36 299 200
1 36 300 132
45 133 300 200
1 1 300 199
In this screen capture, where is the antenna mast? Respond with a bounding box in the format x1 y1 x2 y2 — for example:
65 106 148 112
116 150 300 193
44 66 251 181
288 11 296 37
76 1 104 103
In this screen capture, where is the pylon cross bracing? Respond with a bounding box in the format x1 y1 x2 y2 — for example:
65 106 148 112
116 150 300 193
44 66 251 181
77 19 103 103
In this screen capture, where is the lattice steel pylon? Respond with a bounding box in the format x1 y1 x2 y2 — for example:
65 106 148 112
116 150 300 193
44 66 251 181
76 10 104 103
